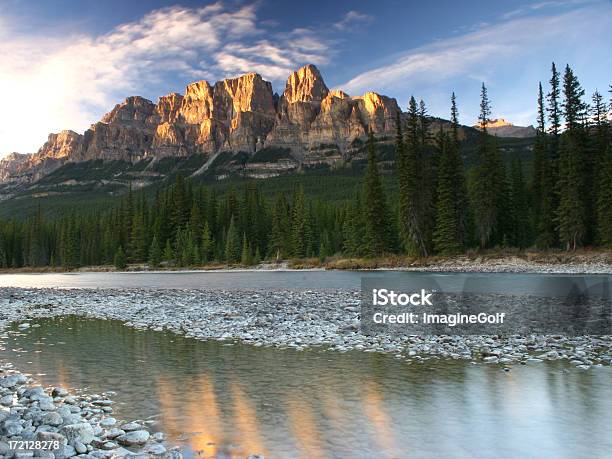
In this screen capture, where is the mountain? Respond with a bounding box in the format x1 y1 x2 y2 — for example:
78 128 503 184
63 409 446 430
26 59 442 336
0 64 536 213
0 65 401 193
473 118 536 138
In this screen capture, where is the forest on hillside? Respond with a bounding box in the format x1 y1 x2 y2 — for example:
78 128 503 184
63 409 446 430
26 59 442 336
0 63 610 269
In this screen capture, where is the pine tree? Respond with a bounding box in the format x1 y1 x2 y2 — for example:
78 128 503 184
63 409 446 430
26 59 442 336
362 130 389 256
290 186 311 258
593 90 612 245
148 235 161 268
596 146 612 246
130 211 147 262
241 234 253 265
433 129 461 254
449 92 469 247
114 246 127 270
508 159 530 248
398 96 429 256
533 82 556 248
472 83 500 248
547 62 562 159
201 222 214 263
224 216 240 262
557 133 586 250
562 65 586 131
163 239 175 264
556 65 588 250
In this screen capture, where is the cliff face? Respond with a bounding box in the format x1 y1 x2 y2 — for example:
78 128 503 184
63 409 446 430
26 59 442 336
0 64 401 185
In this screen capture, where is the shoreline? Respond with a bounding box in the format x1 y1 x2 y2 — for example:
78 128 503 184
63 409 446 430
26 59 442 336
0 363 181 458
1 287 610 368
0 251 610 275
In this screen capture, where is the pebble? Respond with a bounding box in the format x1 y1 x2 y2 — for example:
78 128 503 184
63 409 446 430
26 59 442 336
0 369 182 458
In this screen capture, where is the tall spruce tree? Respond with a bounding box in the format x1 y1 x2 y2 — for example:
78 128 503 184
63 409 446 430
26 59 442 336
547 62 562 157
449 92 469 247
362 130 389 256
593 90 612 245
533 82 556 248
224 216 240 262
433 129 461 254
557 65 587 250
472 83 499 248
148 235 161 268
398 96 430 256
508 159 530 248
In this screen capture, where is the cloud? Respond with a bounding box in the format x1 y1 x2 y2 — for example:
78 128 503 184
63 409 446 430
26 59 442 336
0 2 340 154
340 2 611 125
334 11 373 30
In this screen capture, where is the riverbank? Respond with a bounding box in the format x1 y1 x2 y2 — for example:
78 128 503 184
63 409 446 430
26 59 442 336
1 288 610 369
0 364 181 458
1 250 611 274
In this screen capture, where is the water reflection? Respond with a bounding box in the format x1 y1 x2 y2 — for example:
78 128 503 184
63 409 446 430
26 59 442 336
0 317 611 458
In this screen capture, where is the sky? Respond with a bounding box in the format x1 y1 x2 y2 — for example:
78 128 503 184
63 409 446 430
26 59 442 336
0 0 610 155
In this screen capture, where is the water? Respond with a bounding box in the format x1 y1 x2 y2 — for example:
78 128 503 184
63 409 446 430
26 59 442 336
0 270 609 293
2 317 611 459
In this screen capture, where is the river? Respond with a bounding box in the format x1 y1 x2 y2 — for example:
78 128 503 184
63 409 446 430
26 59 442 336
0 271 610 458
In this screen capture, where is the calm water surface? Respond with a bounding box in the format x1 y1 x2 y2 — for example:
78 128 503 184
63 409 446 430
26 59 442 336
1 317 611 459
0 270 609 294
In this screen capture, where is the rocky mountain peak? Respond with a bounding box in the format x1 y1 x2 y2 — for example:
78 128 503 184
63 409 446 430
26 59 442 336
216 72 275 116
101 96 156 125
283 64 329 104
0 63 418 188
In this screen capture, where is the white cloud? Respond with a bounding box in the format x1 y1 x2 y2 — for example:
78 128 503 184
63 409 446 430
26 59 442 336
0 2 339 154
340 3 611 124
334 11 373 30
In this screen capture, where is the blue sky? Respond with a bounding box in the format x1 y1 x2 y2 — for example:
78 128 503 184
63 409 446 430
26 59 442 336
1 0 610 154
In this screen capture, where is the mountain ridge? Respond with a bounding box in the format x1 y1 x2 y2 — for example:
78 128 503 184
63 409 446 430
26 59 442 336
0 64 403 188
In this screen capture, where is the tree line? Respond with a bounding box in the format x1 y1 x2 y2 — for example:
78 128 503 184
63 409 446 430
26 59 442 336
0 63 609 269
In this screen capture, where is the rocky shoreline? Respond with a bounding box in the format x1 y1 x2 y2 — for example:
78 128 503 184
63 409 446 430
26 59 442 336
1 287 610 369
1 253 611 275
0 363 180 459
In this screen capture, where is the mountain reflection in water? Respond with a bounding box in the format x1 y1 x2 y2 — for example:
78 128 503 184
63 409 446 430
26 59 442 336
1 317 611 459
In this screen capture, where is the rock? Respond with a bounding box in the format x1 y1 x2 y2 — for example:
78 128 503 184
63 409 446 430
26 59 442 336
54 445 77 459
1 374 27 388
116 430 150 446
99 417 116 428
0 64 403 186
104 428 125 439
4 420 24 436
144 443 166 455
36 432 67 445
42 411 64 427
73 441 87 454
101 442 118 450
39 397 56 411
119 422 142 432
61 423 95 445
24 387 46 398
0 394 13 406
52 388 69 397
63 396 78 405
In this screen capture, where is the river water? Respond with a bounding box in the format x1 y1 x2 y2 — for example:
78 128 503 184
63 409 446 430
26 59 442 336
0 271 611 458
0 317 610 459
0 270 609 293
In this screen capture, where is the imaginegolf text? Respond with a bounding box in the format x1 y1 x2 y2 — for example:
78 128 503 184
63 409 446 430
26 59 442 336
372 312 507 327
